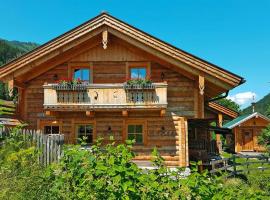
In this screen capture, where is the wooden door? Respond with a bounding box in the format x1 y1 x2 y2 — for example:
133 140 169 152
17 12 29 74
241 129 253 151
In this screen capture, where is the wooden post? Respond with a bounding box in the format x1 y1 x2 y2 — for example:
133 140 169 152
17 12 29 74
8 79 14 97
198 75 205 118
216 113 223 153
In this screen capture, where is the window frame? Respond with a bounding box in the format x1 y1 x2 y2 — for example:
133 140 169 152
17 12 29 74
38 120 62 135
75 124 94 145
44 125 60 134
74 120 96 145
126 62 151 80
68 62 93 83
125 120 146 145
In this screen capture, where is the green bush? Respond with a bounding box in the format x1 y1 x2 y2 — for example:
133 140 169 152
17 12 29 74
0 127 269 199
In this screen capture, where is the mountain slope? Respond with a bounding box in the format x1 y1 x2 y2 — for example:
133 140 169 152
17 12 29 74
0 39 39 100
0 39 39 66
242 93 270 116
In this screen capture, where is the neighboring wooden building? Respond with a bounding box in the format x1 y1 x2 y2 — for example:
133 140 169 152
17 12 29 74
0 13 244 166
223 112 270 152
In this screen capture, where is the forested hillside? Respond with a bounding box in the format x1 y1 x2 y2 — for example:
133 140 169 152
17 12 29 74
242 93 270 116
0 39 39 100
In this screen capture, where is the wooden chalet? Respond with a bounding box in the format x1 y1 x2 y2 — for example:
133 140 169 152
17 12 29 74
223 112 270 153
0 13 244 167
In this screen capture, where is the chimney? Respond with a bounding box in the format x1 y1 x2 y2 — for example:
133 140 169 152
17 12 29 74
251 102 256 113
251 95 256 113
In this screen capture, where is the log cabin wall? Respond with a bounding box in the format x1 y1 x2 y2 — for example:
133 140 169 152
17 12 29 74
22 37 195 167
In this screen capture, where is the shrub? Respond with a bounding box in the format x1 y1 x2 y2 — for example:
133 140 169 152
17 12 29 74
0 127 269 199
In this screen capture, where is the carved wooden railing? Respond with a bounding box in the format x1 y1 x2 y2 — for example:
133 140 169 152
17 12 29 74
43 83 167 110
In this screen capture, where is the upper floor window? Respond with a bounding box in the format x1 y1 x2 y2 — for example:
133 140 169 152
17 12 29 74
127 62 150 80
130 68 147 79
73 68 90 82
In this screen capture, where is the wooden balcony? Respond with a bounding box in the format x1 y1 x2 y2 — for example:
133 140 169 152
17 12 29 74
43 83 167 111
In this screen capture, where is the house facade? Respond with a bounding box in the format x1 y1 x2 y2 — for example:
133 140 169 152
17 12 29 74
223 112 269 153
0 13 244 167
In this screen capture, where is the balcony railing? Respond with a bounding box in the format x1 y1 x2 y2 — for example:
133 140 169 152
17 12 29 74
43 83 167 110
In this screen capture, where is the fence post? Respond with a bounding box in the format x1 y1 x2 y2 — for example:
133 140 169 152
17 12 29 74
232 155 236 176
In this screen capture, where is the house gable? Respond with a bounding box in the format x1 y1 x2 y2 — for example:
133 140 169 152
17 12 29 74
0 13 244 98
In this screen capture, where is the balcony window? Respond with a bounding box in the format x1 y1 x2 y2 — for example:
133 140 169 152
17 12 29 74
44 125 60 134
128 124 143 144
130 68 147 79
73 68 90 82
76 124 93 145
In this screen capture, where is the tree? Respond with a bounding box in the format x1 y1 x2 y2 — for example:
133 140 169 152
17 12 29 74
266 104 270 117
217 98 241 113
258 124 270 154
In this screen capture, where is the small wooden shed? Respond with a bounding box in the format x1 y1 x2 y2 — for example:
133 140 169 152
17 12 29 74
223 112 270 152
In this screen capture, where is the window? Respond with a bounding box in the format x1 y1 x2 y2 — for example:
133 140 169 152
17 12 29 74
73 68 90 82
128 124 143 144
76 124 93 145
44 126 60 134
130 68 147 79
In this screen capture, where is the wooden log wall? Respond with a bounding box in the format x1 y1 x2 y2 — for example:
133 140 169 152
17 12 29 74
19 38 198 167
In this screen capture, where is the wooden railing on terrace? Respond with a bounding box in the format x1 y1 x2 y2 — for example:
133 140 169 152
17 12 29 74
43 83 167 110
189 140 218 153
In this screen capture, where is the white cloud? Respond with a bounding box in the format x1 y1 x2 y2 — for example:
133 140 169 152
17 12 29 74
227 92 256 106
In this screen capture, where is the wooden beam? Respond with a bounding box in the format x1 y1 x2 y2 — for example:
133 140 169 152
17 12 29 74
7 79 14 97
218 113 223 127
122 110 128 117
86 111 95 117
160 109 166 117
45 110 51 116
14 79 26 89
102 30 108 49
197 75 205 118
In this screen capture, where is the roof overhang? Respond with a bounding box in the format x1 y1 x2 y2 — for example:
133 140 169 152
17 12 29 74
0 13 245 94
207 102 239 119
224 112 270 129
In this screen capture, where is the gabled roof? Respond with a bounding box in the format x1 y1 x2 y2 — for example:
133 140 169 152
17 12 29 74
208 102 239 119
0 13 244 90
223 112 270 129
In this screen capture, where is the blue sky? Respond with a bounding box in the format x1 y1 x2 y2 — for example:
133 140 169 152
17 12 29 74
1 0 269 108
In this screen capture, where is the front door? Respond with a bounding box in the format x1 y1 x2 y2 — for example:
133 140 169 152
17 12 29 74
241 129 253 151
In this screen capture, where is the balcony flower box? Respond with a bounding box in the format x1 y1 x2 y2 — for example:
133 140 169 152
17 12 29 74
53 78 88 91
124 78 155 90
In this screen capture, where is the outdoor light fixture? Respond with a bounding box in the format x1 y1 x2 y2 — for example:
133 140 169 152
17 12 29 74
53 74 58 81
161 72 165 81
108 126 112 131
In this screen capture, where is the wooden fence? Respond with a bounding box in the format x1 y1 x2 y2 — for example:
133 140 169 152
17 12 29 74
210 154 270 177
0 126 64 166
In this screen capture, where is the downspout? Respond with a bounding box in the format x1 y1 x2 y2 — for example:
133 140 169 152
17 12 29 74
207 77 246 103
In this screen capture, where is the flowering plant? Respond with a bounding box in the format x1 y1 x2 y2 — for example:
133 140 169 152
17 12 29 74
125 78 152 86
57 78 83 86
124 78 154 89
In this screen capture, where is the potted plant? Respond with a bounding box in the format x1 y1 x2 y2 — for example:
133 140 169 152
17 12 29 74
53 78 88 91
124 78 154 90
